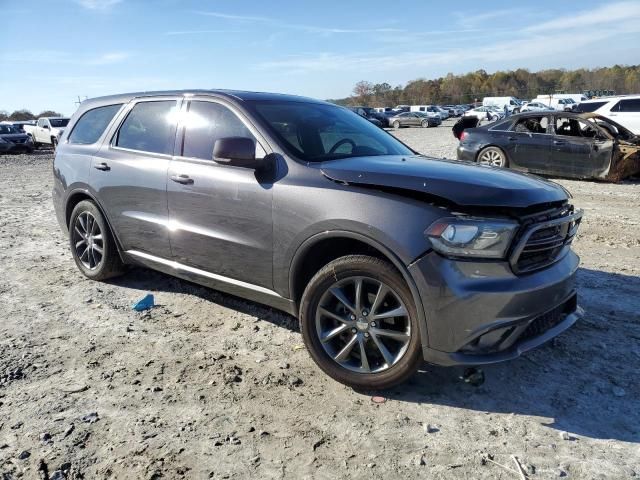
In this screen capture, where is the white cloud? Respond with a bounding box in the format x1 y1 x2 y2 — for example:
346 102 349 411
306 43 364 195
524 0 640 32
455 8 529 28
192 10 403 35
76 0 122 10
258 1 640 74
87 52 131 65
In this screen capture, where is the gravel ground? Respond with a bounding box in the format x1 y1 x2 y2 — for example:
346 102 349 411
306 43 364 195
1 129 639 479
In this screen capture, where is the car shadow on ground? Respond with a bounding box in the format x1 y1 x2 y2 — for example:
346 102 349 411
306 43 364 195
385 267 640 443
110 266 639 443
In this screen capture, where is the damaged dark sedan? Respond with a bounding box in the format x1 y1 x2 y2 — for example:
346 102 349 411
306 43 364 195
53 90 583 389
456 111 640 181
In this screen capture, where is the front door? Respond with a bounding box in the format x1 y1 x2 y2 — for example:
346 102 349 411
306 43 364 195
551 116 612 178
35 118 50 143
167 98 274 289
90 97 181 258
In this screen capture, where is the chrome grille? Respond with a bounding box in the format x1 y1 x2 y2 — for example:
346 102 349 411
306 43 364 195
510 208 583 274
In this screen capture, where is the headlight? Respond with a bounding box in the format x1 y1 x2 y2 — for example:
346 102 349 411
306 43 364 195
425 217 519 259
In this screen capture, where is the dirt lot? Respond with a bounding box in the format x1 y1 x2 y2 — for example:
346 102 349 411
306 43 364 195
1 124 639 479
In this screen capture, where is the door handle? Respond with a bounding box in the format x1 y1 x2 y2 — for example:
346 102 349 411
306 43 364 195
94 162 110 171
171 174 194 185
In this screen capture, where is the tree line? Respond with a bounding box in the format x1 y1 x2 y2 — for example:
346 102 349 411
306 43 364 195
331 64 640 107
0 109 64 122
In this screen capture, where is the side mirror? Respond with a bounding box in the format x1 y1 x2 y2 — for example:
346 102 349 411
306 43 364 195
212 137 260 169
43 125 50 129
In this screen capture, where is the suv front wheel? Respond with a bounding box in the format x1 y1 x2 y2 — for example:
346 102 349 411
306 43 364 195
299 255 421 389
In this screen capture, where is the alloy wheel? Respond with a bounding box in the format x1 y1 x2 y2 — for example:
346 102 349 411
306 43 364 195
315 276 411 374
479 149 505 167
72 211 104 270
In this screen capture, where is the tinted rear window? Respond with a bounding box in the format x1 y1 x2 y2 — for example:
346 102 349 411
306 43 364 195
614 99 640 112
68 104 122 145
575 101 607 113
115 101 178 155
50 119 69 128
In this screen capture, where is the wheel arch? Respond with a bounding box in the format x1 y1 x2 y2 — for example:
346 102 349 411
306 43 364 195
65 189 126 261
288 230 430 348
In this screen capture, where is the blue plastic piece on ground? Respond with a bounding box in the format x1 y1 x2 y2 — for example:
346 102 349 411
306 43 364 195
132 293 155 311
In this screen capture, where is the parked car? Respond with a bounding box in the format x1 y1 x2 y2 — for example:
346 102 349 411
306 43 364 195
463 106 502 122
388 111 440 128
54 90 583 389
346 106 385 127
575 95 640 134
409 105 442 119
443 105 464 117
0 123 34 154
456 111 640 181
5 120 37 133
434 106 450 120
483 96 521 114
536 94 588 104
24 117 70 149
521 101 554 112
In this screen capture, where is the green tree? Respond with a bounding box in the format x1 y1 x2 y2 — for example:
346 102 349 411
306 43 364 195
8 109 35 121
37 110 63 118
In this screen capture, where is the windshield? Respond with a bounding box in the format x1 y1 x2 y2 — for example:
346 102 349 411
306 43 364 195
0 125 19 134
49 119 69 128
248 101 413 162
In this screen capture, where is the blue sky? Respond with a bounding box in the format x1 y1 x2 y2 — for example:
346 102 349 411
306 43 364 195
1 0 640 115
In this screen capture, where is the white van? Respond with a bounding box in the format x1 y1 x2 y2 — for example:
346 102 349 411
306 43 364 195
576 95 640 134
409 105 444 118
537 97 577 111
537 93 588 104
482 97 520 113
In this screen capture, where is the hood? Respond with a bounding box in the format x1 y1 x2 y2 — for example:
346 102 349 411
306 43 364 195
0 133 29 142
318 155 568 209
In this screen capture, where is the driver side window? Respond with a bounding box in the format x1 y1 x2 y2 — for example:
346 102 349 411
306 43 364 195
554 117 597 138
181 101 263 161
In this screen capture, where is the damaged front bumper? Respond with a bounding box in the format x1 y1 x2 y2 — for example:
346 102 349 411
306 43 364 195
409 249 581 366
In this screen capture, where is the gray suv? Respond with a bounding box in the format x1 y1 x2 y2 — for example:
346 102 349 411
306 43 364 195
53 90 583 389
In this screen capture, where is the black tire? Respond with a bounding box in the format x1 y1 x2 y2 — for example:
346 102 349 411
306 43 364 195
393 121 400 129
69 200 124 280
52 137 58 150
29 135 38 149
299 255 422 390
421 120 429 128
477 146 508 168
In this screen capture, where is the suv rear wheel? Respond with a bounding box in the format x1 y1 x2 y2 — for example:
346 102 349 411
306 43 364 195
299 255 421 389
69 200 124 280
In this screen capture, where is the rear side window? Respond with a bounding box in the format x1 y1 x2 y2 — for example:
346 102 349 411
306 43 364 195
181 101 257 160
68 104 122 144
115 101 178 155
575 101 607 113
613 99 640 112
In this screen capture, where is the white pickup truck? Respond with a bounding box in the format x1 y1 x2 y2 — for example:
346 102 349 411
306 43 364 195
23 117 70 149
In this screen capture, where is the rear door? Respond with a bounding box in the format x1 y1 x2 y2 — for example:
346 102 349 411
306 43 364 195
166 98 274 288
550 115 613 178
609 98 640 134
90 97 181 258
